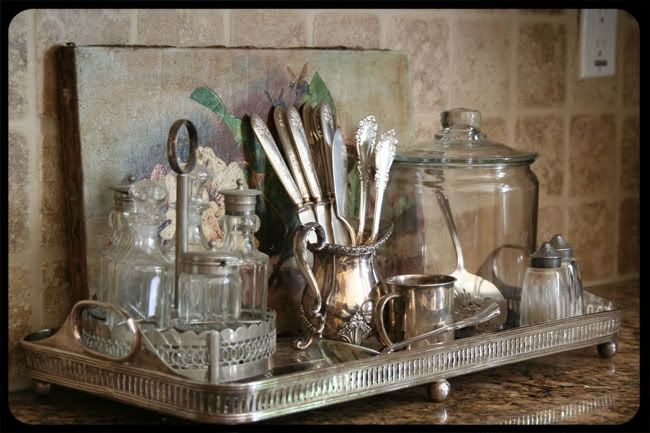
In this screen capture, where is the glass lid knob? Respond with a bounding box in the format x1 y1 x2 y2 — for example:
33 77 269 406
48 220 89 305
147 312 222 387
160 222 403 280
440 108 481 129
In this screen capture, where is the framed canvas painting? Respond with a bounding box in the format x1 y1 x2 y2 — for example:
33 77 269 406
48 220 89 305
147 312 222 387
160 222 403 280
57 45 414 332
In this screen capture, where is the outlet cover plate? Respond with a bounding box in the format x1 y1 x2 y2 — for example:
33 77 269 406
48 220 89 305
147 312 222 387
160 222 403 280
580 9 618 78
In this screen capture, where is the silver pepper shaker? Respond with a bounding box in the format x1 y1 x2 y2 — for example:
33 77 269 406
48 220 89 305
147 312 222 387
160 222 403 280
549 234 584 316
519 242 571 326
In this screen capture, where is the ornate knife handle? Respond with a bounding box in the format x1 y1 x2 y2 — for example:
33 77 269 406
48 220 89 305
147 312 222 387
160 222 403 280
251 114 304 207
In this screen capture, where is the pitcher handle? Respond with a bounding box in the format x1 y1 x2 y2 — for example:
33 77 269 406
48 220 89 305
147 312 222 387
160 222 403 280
294 222 327 349
373 293 401 350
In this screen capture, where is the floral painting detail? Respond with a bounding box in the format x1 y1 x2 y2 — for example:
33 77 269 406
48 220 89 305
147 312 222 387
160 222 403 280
189 70 337 275
150 146 246 245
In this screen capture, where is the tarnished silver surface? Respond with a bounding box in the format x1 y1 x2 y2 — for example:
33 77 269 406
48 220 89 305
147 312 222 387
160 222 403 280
331 128 356 245
251 114 316 226
142 315 277 383
376 274 456 351
294 221 394 348
367 129 397 244
167 119 198 311
22 292 621 424
273 106 311 204
287 106 333 243
354 115 377 242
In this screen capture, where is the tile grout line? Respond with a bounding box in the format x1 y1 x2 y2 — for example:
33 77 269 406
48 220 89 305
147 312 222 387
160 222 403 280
378 10 389 49
562 12 574 244
26 10 43 331
507 11 519 164
305 9 315 47
223 9 230 46
447 13 457 107
612 10 627 277
129 9 138 44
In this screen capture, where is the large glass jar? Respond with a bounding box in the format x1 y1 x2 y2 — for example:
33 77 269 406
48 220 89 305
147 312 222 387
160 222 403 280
381 108 539 323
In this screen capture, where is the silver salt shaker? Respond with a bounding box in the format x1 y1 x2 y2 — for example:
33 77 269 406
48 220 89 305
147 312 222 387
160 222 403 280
549 234 584 316
519 242 571 326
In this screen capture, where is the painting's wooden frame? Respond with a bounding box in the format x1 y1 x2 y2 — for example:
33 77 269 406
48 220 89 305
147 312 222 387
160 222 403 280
57 45 88 302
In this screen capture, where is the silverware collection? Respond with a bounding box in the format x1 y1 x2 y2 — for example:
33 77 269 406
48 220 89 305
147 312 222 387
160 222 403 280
251 103 397 247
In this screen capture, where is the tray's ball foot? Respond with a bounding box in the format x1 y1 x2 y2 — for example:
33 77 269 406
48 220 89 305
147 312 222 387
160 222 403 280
598 341 618 358
32 380 52 396
427 379 451 402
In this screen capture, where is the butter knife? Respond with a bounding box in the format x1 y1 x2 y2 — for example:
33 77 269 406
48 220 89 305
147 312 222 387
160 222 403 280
331 128 356 245
250 115 317 225
273 106 311 205
287 106 333 243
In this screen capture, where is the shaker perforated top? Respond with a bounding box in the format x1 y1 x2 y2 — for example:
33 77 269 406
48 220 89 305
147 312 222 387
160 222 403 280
530 242 562 269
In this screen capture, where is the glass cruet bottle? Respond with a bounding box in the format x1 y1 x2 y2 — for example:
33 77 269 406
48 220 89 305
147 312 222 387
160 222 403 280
112 179 173 328
97 176 136 306
176 243 243 332
549 234 584 317
519 242 571 327
219 179 269 320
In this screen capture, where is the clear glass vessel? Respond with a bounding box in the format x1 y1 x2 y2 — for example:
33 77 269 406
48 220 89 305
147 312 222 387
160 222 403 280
112 179 173 328
381 108 539 323
549 234 584 316
519 242 570 326
219 179 269 320
176 249 243 331
97 177 135 305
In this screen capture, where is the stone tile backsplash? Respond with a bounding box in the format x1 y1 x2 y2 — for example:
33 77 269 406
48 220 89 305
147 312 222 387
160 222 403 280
7 8 639 390
517 22 567 107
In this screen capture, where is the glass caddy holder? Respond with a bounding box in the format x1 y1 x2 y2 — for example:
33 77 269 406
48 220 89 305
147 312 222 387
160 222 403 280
21 290 620 424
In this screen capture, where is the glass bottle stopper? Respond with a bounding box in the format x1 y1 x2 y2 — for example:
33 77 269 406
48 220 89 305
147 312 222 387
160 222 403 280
530 242 562 269
131 179 168 224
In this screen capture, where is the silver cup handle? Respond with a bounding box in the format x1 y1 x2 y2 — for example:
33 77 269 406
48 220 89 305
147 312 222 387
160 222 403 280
380 301 501 354
373 293 402 350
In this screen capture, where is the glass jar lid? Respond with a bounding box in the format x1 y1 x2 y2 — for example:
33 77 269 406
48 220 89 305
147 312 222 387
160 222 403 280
395 108 537 166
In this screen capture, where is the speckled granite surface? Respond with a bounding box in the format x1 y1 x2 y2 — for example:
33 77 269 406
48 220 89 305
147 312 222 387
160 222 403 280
8 280 640 426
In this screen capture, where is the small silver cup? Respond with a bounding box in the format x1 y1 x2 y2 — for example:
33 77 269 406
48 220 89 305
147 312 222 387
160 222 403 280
374 274 456 351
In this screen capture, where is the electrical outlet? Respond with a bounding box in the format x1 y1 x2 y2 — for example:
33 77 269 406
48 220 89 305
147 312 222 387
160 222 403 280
579 9 618 78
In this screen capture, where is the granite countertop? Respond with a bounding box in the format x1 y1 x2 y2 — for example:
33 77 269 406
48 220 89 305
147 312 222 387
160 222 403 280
8 280 640 426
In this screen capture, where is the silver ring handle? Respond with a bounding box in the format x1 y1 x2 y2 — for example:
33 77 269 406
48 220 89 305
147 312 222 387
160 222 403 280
167 119 198 175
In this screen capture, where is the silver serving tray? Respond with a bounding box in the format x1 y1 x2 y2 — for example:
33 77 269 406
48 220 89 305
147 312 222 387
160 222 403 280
21 291 621 424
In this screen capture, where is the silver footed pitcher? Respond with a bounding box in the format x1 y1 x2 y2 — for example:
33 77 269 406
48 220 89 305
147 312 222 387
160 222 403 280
294 221 393 349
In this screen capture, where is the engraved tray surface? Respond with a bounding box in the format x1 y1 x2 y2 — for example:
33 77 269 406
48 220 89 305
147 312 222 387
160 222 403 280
21 291 621 424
